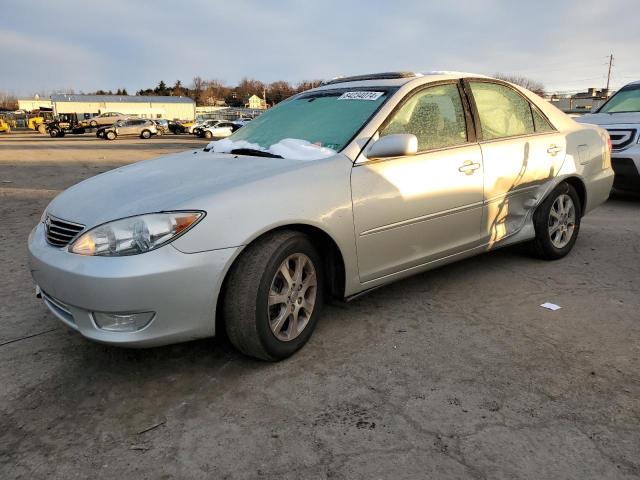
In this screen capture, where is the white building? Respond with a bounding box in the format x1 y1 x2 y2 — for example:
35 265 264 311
50 94 195 121
17 96 53 111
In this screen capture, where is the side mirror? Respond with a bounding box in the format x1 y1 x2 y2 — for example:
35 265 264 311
368 134 418 158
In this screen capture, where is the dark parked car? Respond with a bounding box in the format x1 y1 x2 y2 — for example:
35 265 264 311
46 113 86 137
168 121 188 135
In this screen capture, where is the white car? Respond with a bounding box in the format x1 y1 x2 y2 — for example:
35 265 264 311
200 121 240 139
191 119 224 136
576 80 640 191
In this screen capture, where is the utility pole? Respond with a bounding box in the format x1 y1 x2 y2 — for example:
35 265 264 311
606 53 614 93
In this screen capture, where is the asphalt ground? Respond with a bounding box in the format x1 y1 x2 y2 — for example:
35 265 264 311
1 131 639 479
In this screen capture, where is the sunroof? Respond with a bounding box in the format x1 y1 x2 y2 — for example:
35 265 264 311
322 72 421 85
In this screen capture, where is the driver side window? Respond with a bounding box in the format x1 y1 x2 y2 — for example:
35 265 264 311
380 83 468 152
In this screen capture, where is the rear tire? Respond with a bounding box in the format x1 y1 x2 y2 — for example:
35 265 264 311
49 129 59 138
90 120 98 128
529 182 581 260
223 231 324 361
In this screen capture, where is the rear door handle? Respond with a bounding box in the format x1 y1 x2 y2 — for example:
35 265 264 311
547 145 562 156
458 160 481 175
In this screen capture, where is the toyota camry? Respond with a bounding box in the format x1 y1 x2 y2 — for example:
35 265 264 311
28 72 614 361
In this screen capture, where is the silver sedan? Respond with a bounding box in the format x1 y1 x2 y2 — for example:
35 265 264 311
28 72 614 361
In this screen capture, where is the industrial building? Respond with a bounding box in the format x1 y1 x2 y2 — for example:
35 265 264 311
546 88 612 114
49 94 196 121
17 96 53 111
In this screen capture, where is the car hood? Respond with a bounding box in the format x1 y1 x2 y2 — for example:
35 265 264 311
575 112 640 126
45 149 330 228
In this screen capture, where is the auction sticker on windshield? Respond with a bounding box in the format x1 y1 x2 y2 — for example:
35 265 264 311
338 91 384 101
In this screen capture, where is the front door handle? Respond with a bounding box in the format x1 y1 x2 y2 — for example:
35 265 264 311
547 145 562 156
458 160 481 175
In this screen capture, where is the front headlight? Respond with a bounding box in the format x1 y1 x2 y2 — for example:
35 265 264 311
69 211 204 256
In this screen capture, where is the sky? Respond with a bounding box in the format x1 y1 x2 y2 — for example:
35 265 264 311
2 0 639 97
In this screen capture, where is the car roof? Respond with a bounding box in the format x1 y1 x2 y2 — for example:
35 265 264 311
310 71 490 92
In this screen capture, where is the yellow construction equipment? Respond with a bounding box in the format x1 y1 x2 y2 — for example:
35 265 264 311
0 117 11 133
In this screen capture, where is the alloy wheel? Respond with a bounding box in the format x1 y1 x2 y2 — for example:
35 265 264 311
267 253 317 342
548 193 576 248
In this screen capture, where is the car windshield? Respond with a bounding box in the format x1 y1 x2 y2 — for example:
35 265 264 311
598 84 640 113
212 87 395 159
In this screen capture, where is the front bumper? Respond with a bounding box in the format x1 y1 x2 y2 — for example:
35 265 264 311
611 145 640 191
28 223 238 347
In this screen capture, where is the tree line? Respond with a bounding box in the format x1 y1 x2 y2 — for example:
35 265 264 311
130 77 323 107
0 74 545 112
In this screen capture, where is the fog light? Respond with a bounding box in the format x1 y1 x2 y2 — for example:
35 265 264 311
93 311 155 332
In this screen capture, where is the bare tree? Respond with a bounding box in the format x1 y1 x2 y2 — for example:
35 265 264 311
236 78 266 101
191 76 205 104
0 91 18 110
202 79 230 106
267 80 295 105
494 73 545 96
296 80 323 93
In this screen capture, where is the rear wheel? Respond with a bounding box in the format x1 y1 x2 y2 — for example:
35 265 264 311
90 120 98 128
106 131 117 140
530 182 581 260
49 129 59 138
140 129 151 139
223 231 324 361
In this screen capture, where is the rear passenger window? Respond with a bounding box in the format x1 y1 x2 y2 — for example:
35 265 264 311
532 108 555 133
469 82 535 140
380 83 467 151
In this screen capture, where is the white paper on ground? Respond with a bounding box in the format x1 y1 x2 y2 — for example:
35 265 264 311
540 302 561 311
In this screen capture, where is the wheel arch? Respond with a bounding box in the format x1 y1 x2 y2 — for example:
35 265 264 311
214 223 347 338
562 176 587 216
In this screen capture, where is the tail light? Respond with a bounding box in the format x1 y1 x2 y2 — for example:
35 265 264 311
603 133 612 169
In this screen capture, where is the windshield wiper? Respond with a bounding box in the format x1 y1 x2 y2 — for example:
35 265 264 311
230 148 283 158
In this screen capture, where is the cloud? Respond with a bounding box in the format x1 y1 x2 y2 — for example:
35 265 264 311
2 0 639 95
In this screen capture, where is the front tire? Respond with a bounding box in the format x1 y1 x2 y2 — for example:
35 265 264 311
140 129 151 139
106 131 117 140
223 231 324 361
90 120 98 128
530 182 581 260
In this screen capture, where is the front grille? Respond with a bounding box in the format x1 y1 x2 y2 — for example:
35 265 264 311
45 215 85 247
606 128 637 151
